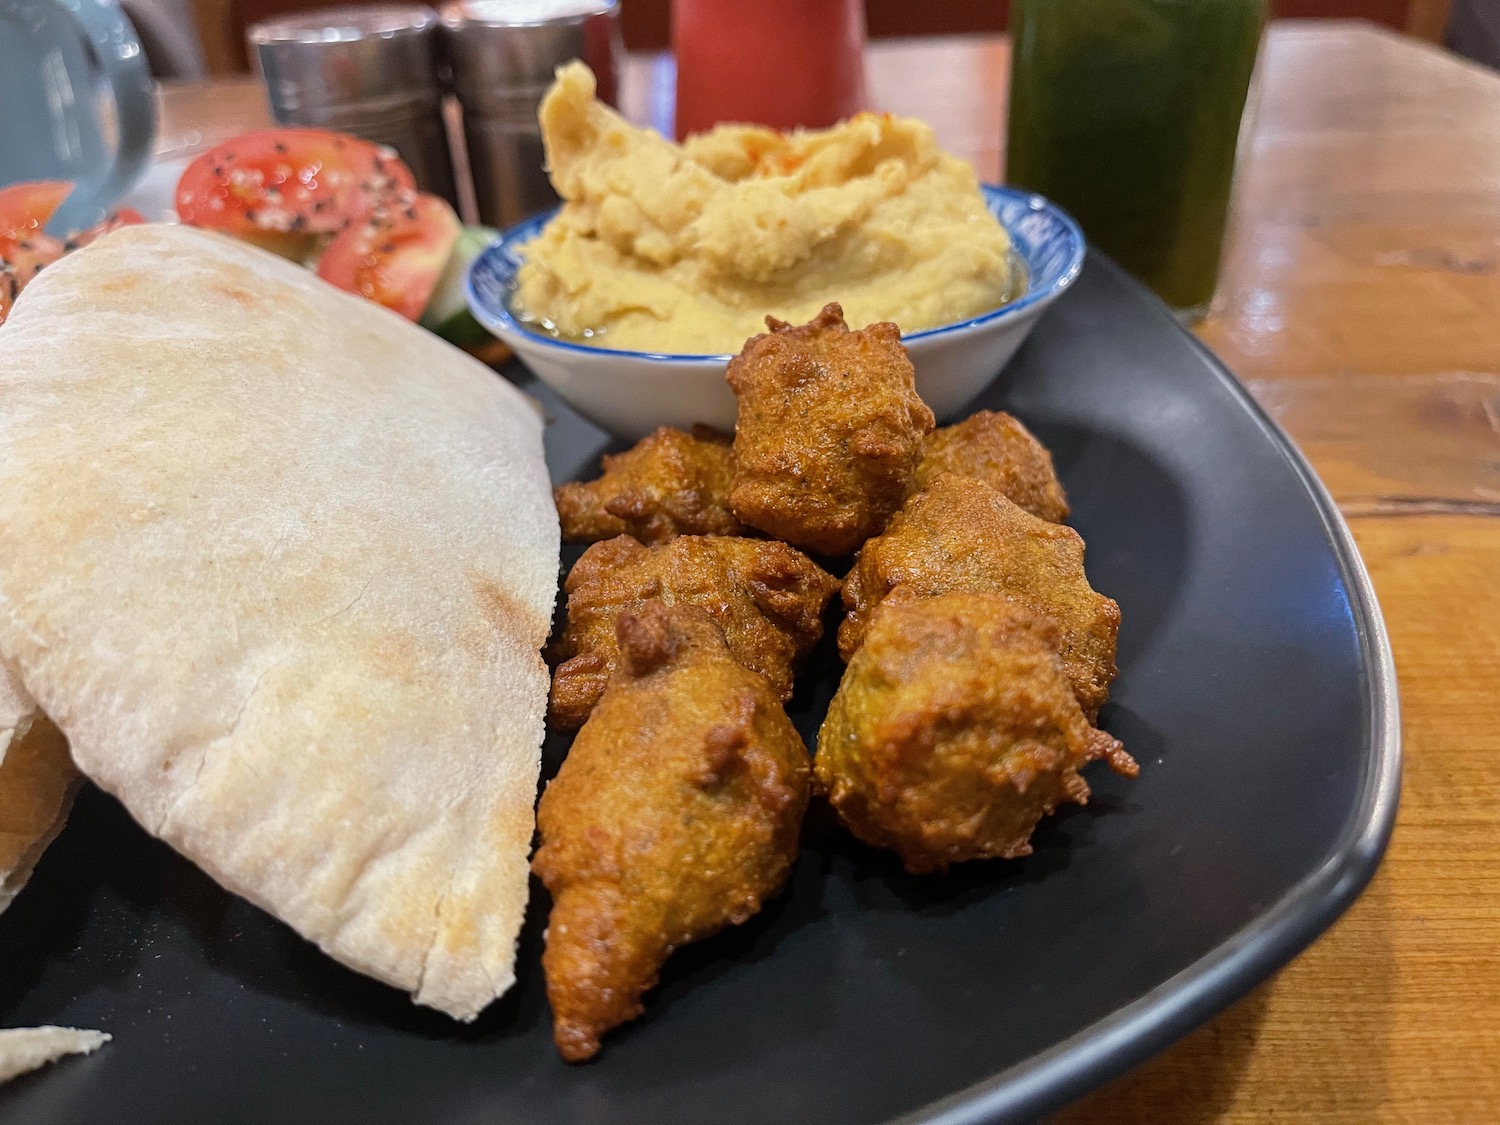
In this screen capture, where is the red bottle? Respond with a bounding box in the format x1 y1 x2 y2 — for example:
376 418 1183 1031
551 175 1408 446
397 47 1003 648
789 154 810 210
673 0 869 139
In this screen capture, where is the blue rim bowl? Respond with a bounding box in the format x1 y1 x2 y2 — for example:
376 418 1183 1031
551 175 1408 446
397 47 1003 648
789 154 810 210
465 183 1086 363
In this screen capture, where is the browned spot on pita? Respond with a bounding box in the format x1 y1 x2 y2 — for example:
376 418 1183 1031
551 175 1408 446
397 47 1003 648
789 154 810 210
203 261 267 309
97 275 143 295
371 632 421 684
215 284 259 307
468 571 547 649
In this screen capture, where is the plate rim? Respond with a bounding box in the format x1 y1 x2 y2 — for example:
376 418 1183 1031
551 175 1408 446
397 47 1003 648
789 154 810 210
888 254 1403 1125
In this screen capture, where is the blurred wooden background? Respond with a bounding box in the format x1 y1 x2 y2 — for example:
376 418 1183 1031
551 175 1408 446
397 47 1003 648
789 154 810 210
194 0 1454 75
621 0 1449 50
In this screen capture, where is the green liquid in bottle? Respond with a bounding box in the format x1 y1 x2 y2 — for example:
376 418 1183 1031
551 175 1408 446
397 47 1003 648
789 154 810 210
1007 0 1266 313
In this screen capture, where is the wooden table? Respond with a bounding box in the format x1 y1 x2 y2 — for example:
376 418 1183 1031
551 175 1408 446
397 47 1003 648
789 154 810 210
153 21 1500 1123
1063 24 1500 1125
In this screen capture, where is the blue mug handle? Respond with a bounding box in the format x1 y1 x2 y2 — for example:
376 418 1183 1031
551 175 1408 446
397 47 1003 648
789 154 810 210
44 0 157 236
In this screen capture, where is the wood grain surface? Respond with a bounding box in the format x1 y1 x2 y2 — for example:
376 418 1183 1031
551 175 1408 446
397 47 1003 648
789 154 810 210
152 21 1500 1122
1057 23 1500 1124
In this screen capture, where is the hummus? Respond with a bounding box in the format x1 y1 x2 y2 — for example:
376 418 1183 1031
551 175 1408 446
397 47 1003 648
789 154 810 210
512 62 1020 354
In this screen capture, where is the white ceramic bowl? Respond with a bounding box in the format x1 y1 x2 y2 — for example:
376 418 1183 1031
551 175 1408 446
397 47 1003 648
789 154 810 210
466 185 1085 441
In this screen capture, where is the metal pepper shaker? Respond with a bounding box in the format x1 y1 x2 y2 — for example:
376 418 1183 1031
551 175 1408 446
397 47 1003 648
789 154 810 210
249 5 459 208
439 0 622 228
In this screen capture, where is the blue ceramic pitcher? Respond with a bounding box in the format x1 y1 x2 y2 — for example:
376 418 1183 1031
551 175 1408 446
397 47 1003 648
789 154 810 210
0 0 156 233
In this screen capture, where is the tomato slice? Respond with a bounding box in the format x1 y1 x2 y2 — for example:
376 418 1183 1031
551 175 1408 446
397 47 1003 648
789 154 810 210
0 181 73 237
0 181 148 324
0 182 69 324
0 238 64 325
316 192 460 321
1 182 144 246
175 129 417 251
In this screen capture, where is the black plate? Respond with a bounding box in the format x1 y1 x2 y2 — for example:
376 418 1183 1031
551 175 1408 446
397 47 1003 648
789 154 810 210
0 256 1399 1125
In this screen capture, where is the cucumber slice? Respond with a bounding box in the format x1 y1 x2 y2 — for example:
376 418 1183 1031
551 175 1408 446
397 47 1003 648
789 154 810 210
426 305 495 349
420 224 499 347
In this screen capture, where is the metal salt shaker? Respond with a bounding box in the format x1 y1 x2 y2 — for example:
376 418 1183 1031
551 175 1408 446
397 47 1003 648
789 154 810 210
440 0 622 228
249 5 459 208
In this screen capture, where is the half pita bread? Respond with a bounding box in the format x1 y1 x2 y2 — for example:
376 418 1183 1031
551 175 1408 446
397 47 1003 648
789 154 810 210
0 224 559 1020
0 669 79 914
0 1027 109 1085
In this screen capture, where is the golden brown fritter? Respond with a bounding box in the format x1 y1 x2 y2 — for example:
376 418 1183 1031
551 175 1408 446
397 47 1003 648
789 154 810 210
840 473 1119 717
914 410 1069 523
815 590 1136 874
549 534 838 728
534 601 811 1061
726 303 935 556
554 425 743 545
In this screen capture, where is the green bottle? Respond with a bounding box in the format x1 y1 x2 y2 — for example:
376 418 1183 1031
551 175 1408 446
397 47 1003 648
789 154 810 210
1007 0 1266 315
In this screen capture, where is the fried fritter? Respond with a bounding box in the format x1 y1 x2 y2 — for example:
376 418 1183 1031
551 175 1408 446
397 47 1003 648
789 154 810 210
840 473 1119 717
554 425 742 545
534 601 811 1061
726 303 935 556
914 410 1069 523
816 590 1136 874
549 534 838 728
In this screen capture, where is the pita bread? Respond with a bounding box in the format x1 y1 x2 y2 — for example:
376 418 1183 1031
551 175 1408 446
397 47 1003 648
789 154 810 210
0 225 559 1020
0 1027 109 1084
0 670 80 914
